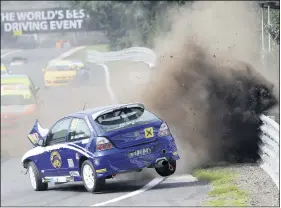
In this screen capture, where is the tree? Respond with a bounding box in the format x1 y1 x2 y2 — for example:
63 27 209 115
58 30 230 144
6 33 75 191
68 1 187 50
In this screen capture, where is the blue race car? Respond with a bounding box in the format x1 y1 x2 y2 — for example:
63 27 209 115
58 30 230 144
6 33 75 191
21 103 180 193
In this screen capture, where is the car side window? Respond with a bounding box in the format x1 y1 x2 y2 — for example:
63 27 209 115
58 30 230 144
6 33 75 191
68 118 91 142
46 118 72 146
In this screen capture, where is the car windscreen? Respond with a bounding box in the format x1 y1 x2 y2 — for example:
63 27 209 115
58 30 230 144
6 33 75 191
1 94 36 106
47 65 74 71
94 107 159 132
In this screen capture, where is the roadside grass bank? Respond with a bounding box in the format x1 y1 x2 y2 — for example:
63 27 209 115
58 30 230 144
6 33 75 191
193 168 248 206
64 44 109 61
193 164 280 207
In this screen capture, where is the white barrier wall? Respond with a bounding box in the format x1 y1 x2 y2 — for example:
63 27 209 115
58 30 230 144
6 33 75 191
87 47 156 68
259 114 280 189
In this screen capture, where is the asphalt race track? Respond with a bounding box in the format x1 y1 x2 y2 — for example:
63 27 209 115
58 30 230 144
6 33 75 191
1 47 210 206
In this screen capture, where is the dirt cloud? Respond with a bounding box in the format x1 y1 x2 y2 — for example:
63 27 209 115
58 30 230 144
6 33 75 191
141 1 278 173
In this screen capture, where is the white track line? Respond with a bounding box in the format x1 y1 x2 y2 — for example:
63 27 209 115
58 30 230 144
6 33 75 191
91 177 165 206
98 63 118 103
1 50 21 58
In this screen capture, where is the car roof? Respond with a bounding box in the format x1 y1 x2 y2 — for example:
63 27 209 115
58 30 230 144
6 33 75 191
49 60 72 66
1 74 29 79
1 84 29 90
68 104 123 118
70 60 83 63
67 103 145 119
1 84 31 95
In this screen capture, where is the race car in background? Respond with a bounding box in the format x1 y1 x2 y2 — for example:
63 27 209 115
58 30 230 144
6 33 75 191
9 56 28 66
42 60 90 88
21 103 180 192
1 84 41 134
1 74 40 96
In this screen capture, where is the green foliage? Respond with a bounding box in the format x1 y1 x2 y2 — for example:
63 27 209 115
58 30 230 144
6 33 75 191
68 1 188 50
68 1 279 49
193 168 248 206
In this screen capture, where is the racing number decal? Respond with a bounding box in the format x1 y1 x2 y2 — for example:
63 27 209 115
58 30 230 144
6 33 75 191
144 127 154 139
50 151 62 168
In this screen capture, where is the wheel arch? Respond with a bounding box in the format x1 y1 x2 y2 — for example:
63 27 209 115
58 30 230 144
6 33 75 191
23 158 32 168
79 156 88 174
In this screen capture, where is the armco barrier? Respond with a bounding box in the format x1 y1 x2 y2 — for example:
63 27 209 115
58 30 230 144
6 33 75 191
87 47 156 68
259 114 280 189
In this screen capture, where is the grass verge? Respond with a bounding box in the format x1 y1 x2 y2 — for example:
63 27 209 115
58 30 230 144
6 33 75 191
193 168 248 206
64 44 109 61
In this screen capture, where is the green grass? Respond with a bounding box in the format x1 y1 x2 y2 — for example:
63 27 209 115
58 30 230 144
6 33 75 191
193 168 248 206
64 44 109 61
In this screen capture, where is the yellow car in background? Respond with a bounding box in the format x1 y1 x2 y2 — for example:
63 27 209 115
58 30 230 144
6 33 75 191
1 64 11 75
1 74 40 95
42 60 90 88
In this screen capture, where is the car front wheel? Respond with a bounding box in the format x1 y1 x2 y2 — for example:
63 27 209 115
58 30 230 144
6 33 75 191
81 160 105 193
155 159 176 177
28 161 48 191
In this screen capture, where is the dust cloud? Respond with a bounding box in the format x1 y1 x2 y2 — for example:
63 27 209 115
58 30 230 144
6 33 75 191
141 1 278 173
1 1 278 181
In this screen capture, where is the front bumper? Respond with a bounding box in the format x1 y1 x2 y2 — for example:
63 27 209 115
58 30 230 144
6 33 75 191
91 136 180 178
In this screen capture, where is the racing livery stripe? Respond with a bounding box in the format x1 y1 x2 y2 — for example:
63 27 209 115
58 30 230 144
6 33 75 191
68 143 94 156
68 142 95 157
21 143 93 163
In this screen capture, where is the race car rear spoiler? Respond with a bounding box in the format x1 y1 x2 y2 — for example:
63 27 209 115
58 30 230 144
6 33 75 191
91 103 145 120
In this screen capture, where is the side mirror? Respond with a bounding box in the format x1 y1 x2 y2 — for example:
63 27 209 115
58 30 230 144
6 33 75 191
38 138 44 146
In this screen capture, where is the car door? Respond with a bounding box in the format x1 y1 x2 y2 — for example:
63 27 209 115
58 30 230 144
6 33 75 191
40 117 72 177
58 117 92 176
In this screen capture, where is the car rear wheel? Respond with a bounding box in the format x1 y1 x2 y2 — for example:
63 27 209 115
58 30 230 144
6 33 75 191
155 159 176 177
28 161 48 191
81 160 105 193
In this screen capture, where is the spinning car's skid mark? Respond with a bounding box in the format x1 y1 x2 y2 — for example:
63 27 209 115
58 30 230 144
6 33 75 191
91 177 166 207
92 174 200 207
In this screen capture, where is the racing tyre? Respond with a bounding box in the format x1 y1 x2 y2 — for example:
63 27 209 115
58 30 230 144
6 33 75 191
155 159 176 177
27 161 48 191
81 160 105 193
